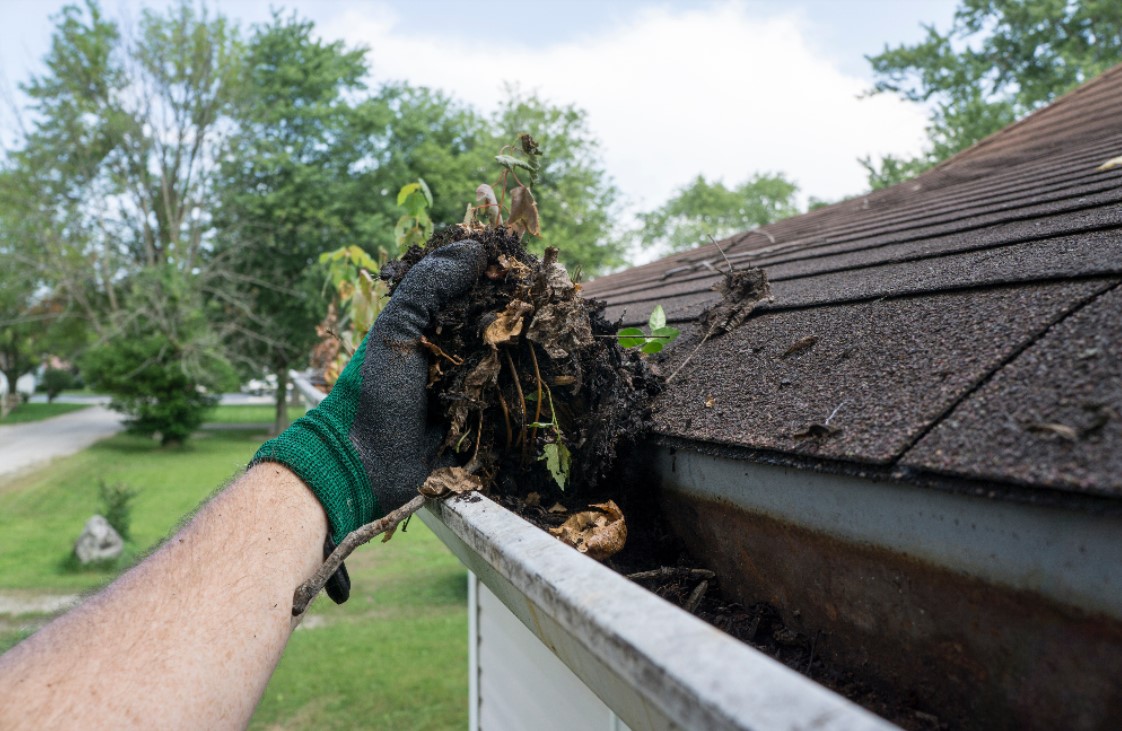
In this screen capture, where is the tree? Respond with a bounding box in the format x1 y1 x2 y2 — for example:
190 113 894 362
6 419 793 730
14 0 241 442
863 0 1122 188
214 12 373 433
635 173 799 254
489 91 625 275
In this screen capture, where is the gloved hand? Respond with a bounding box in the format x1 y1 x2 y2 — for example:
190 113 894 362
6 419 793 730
254 240 486 603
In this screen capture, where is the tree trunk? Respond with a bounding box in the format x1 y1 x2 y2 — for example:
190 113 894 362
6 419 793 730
273 366 290 436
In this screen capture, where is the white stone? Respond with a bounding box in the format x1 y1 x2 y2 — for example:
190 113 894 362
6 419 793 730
75 515 124 564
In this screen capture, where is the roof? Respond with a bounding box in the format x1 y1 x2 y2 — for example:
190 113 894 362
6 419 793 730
583 64 1122 501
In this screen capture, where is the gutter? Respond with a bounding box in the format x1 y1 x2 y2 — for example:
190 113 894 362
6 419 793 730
290 371 898 730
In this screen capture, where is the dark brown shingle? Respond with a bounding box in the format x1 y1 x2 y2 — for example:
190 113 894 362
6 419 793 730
583 63 1122 497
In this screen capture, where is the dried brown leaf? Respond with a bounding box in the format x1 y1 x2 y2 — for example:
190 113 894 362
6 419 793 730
508 185 541 237
1096 156 1122 172
484 300 534 347
549 500 627 561
418 466 484 498
782 335 818 358
526 300 593 359
547 502 568 514
476 184 500 225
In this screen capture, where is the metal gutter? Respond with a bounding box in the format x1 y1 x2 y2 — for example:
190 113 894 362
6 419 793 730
290 372 898 730
420 494 897 731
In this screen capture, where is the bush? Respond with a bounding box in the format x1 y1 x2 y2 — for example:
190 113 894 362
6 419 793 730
98 479 139 542
39 368 76 402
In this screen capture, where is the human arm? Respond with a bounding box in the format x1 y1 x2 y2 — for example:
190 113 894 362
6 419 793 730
0 464 325 730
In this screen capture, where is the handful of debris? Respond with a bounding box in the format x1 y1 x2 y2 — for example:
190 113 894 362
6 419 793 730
383 227 662 517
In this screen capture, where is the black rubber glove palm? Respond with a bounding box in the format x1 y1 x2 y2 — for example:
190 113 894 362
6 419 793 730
254 240 485 603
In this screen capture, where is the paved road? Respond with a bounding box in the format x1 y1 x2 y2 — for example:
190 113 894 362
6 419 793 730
0 406 125 480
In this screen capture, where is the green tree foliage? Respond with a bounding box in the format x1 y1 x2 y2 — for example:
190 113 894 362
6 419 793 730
490 91 624 274
636 173 799 253
15 0 239 442
864 0 1122 188
214 12 372 433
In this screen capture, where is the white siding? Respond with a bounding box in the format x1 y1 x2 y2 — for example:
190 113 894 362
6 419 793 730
472 573 629 731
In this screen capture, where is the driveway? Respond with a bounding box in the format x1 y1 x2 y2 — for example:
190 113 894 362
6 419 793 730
0 406 124 480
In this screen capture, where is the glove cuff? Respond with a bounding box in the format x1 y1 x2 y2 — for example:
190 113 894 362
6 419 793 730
252 407 379 544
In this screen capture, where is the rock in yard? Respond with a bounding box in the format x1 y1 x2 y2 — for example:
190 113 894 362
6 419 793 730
75 515 123 564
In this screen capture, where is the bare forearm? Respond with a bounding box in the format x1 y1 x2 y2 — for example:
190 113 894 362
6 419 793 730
0 464 326 730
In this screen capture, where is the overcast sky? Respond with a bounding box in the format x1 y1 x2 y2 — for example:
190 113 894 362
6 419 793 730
0 0 958 217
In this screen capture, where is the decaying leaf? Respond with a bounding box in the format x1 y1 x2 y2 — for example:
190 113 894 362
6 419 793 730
525 492 542 507
476 184 500 226
420 335 464 366
508 185 541 237
419 466 483 498
498 254 532 280
445 351 501 448
1097 156 1122 171
548 502 567 514
702 267 772 336
793 423 841 439
549 500 627 561
520 133 541 156
541 441 571 490
484 300 534 347
526 300 594 359
782 335 818 358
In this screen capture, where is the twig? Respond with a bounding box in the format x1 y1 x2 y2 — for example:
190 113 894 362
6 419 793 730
707 234 734 274
528 343 544 444
824 400 847 427
497 389 513 449
684 580 710 614
504 349 527 448
806 630 821 674
324 329 354 358
666 323 717 384
472 409 484 464
292 495 426 615
627 567 715 581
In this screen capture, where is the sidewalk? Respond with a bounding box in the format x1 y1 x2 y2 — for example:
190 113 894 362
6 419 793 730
0 406 124 480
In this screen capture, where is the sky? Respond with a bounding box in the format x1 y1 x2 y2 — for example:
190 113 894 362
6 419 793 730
0 0 959 224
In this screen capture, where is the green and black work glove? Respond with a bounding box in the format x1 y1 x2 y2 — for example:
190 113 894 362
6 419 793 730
253 240 485 603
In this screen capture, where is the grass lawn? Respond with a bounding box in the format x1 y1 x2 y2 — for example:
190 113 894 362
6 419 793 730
0 425 468 729
205 403 308 425
0 402 90 424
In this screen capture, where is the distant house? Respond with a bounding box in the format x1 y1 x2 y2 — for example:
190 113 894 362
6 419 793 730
420 65 1122 731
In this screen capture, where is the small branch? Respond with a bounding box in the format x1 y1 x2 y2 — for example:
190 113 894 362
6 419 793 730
497 389 513 449
666 325 716 384
684 580 710 614
627 567 715 581
528 343 544 445
503 349 528 448
292 495 426 615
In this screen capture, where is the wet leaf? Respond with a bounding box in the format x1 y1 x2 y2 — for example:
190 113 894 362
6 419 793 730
419 466 483 498
617 327 646 348
541 441 571 490
549 500 627 561
495 154 536 174
484 299 534 347
527 300 594 359
508 185 541 237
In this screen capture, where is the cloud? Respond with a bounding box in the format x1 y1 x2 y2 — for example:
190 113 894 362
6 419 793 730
322 1 928 212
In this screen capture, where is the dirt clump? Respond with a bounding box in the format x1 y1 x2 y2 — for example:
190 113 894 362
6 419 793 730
383 227 661 515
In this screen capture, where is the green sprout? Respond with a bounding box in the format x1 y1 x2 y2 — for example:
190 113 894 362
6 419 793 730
528 387 571 490
618 305 681 354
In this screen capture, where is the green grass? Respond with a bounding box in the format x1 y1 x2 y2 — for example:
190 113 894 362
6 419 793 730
204 404 308 425
0 402 90 424
0 427 468 729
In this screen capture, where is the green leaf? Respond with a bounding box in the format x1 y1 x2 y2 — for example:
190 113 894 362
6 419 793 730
650 325 680 341
649 304 667 331
617 327 646 348
495 154 536 173
527 421 553 429
641 340 665 355
542 442 571 490
396 182 420 206
402 190 428 217
417 177 433 207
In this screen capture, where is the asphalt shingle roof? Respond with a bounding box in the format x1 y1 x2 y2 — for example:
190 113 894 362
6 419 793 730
583 64 1122 499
